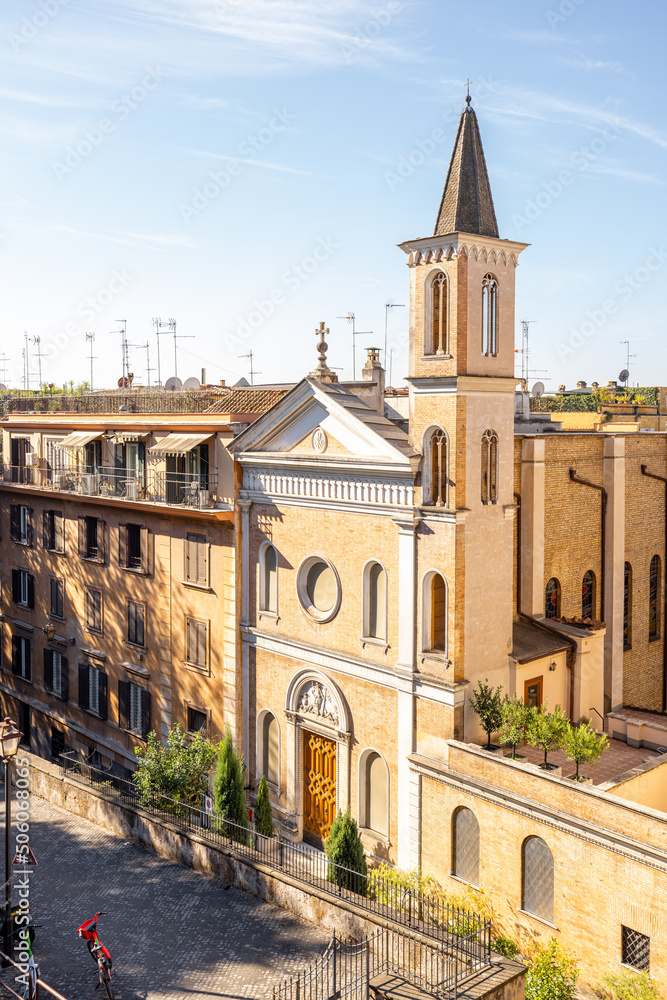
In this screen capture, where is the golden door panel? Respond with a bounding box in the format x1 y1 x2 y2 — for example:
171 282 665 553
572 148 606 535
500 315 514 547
302 729 337 842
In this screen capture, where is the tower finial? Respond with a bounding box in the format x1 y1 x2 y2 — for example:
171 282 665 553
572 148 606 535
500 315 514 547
309 322 338 383
465 77 473 104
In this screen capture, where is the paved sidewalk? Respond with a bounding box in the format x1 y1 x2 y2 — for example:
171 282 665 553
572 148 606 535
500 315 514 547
0 791 329 1000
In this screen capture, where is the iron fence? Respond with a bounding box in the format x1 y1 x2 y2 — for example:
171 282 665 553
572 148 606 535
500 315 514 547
59 754 491 957
0 391 220 416
272 925 488 1000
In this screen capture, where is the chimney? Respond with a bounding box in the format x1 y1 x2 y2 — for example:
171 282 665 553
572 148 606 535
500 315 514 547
361 347 385 413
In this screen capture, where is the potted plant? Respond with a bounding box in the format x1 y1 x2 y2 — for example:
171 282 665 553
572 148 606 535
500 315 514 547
499 695 535 760
526 700 569 772
469 679 504 752
562 720 609 782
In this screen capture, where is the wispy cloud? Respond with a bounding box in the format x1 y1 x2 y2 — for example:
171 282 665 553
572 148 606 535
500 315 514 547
49 225 200 250
180 146 319 176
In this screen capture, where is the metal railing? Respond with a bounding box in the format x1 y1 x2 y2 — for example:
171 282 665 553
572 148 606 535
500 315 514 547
0 391 220 416
272 925 489 1000
59 755 491 956
1 465 218 509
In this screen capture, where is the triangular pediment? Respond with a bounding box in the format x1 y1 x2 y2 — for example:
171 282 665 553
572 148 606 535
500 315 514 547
229 378 414 467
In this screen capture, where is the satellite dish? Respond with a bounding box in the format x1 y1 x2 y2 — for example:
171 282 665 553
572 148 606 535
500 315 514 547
164 376 183 392
531 381 545 399
117 377 131 388
183 376 201 391
0 384 7 392
619 369 630 383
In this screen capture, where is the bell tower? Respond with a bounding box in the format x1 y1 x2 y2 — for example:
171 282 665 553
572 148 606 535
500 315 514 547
400 96 528 739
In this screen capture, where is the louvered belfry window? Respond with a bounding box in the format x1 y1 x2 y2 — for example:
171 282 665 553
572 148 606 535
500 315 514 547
522 837 554 923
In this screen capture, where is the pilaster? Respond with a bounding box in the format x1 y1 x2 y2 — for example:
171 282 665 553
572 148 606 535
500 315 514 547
603 436 625 713
520 437 546 616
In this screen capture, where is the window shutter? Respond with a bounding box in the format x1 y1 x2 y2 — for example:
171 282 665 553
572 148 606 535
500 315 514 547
186 619 193 663
198 539 207 585
27 575 35 610
118 524 127 568
141 690 151 739
27 510 33 547
118 680 130 729
140 527 149 575
98 671 108 720
44 649 54 692
11 570 20 604
78 517 86 557
78 663 89 708
185 535 193 581
55 512 64 552
43 511 50 549
24 642 31 682
12 637 20 676
96 519 106 563
61 657 69 703
10 507 19 541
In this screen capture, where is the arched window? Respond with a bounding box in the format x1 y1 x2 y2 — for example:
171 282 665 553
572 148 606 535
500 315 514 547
582 570 595 620
359 750 388 838
429 271 448 356
259 543 278 614
363 562 387 641
425 428 448 507
481 429 498 505
624 562 632 649
452 807 480 885
423 572 448 653
545 578 560 619
649 555 660 640
522 837 554 923
482 274 498 356
258 711 280 787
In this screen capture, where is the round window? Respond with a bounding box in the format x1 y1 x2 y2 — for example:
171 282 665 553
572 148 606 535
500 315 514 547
297 556 341 623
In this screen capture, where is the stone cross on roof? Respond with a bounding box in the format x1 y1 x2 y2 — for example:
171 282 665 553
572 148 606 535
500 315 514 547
309 322 338 384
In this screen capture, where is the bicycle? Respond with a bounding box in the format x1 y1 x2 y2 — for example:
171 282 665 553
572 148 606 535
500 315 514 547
76 912 113 1000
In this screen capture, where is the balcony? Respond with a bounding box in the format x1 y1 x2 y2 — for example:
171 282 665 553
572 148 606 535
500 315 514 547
1 464 220 510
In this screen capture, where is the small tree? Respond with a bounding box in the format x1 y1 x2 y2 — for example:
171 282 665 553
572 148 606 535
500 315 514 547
254 774 274 838
469 679 504 750
597 969 663 1000
326 809 368 896
499 695 534 760
526 938 579 1000
562 720 609 780
133 724 218 811
214 729 250 841
527 700 569 768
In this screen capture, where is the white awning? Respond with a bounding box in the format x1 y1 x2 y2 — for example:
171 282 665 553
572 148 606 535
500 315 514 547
148 433 211 457
111 432 149 443
56 431 102 449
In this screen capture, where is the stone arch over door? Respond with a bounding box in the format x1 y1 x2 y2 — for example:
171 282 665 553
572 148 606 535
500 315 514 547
284 669 351 845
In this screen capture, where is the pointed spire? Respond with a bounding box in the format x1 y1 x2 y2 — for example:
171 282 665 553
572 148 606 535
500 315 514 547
434 96 499 239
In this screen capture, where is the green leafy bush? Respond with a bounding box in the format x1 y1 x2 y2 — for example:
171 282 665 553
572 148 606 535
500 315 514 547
254 774 274 837
326 809 367 896
525 938 578 1000
214 729 250 844
500 696 535 759
597 969 663 1000
469 680 504 750
526 700 569 768
493 936 519 960
563 720 609 779
133 724 219 813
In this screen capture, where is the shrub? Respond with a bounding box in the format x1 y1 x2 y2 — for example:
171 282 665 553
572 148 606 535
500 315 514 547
368 863 438 908
214 729 250 843
526 700 569 768
493 936 519 960
133 724 218 812
326 809 367 896
469 680 504 750
525 938 578 1000
254 774 274 837
499 695 535 759
597 970 663 1000
562 720 609 779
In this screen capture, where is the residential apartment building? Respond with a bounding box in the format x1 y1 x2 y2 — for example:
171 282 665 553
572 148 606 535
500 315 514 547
0 388 286 771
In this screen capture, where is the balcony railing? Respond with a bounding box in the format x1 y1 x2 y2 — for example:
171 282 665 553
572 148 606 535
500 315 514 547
1 464 218 509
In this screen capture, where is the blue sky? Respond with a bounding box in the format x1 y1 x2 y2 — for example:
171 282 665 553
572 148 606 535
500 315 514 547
0 0 665 391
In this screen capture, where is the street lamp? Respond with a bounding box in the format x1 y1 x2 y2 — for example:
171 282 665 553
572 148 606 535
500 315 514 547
0 718 22 967
42 623 56 642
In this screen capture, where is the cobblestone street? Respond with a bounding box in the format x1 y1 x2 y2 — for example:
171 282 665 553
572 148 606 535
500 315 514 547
0 790 329 1000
